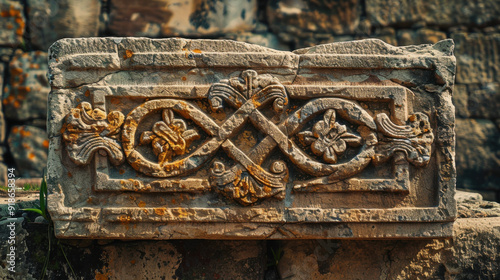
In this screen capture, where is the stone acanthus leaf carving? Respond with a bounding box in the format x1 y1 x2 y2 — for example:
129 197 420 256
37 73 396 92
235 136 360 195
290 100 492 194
373 113 434 166
139 109 200 166
63 102 125 165
210 160 288 205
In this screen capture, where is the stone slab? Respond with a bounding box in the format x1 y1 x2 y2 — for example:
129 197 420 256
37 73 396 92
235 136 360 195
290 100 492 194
27 0 101 51
366 0 500 27
0 0 25 46
267 0 361 40
455 119 500 191
8 125 48 177
452 32 500 84
47 38 456 239
4 50 50 122
108 0 257 37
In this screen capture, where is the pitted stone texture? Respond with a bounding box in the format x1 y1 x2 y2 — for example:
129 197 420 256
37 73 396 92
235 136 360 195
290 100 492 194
456 191 500 218
3 50 49 122
226 31 290 51
47 38 456 239
454 83 500 119
456 119 500 191
397 28 447 46
0 63 5 142
277 217 500 280
0 0 24 46
267 0 361 42
108 0 257 37
8 125 48 178
452 32 500 84
27 0 101 51
366 0 500 27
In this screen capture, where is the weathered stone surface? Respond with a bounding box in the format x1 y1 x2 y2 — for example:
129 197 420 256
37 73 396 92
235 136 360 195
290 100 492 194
0 63 6 142
366 0 500 27
0 47 14 62
226 31 290 51
455 119 500 191
453 85 470 118
0 162 7 186
452 32 500 84
0 0 25 46
3 50 50 122
108 0 257 37
456 190 500 218
397 28 447 46
27 0 101 51
456 83 500 119
7 125 48 178
1 193 496 279
47 38 456 239
277 217 500 279
267 0 361 41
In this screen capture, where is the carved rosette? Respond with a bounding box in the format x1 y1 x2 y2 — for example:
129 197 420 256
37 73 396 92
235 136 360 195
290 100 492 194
62 71 434 206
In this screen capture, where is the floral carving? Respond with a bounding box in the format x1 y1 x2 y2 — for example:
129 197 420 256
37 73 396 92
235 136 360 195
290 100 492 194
139 109 200 166
63 102 124 165
298 109 362 163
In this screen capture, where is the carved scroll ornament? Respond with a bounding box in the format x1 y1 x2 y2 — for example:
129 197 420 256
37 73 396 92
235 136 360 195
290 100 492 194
62 70 434 205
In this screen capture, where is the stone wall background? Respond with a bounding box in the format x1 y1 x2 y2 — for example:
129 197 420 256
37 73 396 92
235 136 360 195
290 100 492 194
0 0 499 200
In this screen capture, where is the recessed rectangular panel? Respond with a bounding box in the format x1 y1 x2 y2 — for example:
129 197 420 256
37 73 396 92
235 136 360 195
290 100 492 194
47 38 456 239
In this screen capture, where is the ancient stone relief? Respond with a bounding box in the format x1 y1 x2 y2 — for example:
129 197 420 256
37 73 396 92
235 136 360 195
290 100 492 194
48 38 456 239
62 70 434 206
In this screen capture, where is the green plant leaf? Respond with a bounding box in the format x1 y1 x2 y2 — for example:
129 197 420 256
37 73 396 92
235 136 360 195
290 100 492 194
22 208 43 215
40 176 47 218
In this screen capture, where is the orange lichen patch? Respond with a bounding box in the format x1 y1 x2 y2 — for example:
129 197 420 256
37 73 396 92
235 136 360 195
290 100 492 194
137 201 146 208
85 89 90 97
192 49 202 53
181 76 187 81
171 198 176 204
130 260 136 265
10 67 22 76
175 208 189 218
87 197 93 204
20 129 31 137
11 127 19 134
119 169 125 174
118 215 131 223
42 140 49 148
129 195 136 201
95 272 109 280
60 123 68 134
6 22 13 29
95 267 112 280
68 172 73 178
123 49 134 60
13 100 20 108
409 115 416 122
22 143 30 149
154 208 166 216
28 153 35 160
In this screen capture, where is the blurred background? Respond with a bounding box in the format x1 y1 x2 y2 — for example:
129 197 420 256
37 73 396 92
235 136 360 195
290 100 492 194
0 0 498 201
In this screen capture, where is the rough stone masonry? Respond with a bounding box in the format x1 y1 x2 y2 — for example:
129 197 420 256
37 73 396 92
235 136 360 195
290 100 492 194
47 38 456 239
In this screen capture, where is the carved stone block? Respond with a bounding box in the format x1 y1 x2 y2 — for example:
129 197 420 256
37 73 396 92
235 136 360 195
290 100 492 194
47 38 456 239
